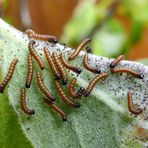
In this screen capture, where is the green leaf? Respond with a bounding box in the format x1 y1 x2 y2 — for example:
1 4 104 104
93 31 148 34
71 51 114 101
0 18 148 148
121 0 148 25
91 18 126 57
61 0 114 46
0 94 33 148
3 0 9 10
130 19 144 44
61 1 127 57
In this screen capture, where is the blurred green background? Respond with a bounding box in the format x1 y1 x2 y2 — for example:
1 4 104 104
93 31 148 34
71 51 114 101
1 0 148 61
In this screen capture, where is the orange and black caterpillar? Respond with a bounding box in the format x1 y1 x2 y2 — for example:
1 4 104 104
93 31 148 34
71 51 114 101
26 29 58 43
21 88 35 115
68 38 91 61
111 68 144 79
0 58 18 93
26 54 34 88
36 72 56 102
28 40 45 70
110 55 125 68
52 52 67 85
54 80 80 108
127 92 143 115
83 54 101 74
84 73 108 96
60 52 81 74
44 98 67 121
44 47 61 80
68 78 85 98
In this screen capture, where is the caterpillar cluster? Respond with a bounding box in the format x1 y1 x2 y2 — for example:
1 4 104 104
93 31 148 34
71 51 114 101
0 30 145 121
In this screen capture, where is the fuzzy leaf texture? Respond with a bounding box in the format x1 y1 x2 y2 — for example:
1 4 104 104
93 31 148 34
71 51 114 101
0 19 148 148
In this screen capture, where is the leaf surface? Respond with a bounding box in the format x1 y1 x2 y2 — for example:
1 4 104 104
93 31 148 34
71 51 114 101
0 19 148 148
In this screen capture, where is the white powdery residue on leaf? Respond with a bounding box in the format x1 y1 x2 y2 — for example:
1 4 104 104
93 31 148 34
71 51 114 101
62 48 148 116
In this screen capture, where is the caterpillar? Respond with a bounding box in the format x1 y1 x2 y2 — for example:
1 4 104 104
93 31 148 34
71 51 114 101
36 72 56 102
60 52 81 74
0 58 18 93
21 88 35 115
84 73 108 96
26 54 34 88
68 78 85 98
54 80 80 108
25 29 58 43
68 38 91 61
111 68 144 79
110 55 125 68
52 52 67 85
83 54 101 74
44 47 61 80
28 40 45 70
44 98 67 121
127 92 143 115
25 29 34 37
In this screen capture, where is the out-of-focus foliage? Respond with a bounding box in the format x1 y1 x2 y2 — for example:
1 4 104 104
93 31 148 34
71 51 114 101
119 0 148 44
3 0 13 25
2 0 78 37
61 0 114 46
61 0 148 58
3 0 9 9
91 18 126 57
130 19 144 44
3 17 13 25
120 0 148 25
138 59 148 65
